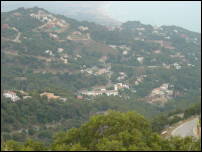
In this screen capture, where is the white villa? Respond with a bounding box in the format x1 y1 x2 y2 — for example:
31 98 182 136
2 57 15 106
80 90 118 96
3 90 20 102
114 83 129 91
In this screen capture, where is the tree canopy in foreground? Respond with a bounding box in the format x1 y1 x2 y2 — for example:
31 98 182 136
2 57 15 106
1 110 201 151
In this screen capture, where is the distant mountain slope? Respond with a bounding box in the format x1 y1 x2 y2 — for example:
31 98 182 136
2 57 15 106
1 7 201 100
1 7 201 144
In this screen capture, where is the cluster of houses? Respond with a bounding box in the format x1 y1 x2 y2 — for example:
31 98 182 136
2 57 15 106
108 45 130 52
80 90 118 97
3 90 32 102
80 65 111 76
146 83 174 104
67 31 90 41
45 50 54 56
30 10 68 31
79 82 130 97
30 10 54 22
44 48 70 64
170 52 185 59
114 83 129 90
2 90 68 103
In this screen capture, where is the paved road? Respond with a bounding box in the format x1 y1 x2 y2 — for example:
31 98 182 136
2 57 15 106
171 117 199 137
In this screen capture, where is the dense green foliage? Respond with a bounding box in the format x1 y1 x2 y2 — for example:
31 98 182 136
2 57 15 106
1 95 161 143
1 111 201 151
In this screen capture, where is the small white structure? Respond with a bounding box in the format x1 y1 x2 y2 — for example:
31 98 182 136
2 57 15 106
137 57 144 64
174 30 178 33
3 91 20 102
114 83 129 91
76 54 82 58
109 45 117 49
57 48 64 53
49 33 58 39
60 98 67 102
123 51 128 55
78 26 89 31
63 59 68 64
160 83 169 90
60 57 68 64
45 50 53 56
173 63 181 70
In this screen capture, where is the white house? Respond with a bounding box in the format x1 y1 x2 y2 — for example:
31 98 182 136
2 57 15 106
78 26 89 31
80 90 118 96
57 48 64 53
137 57 144 64
123 51 128 55
3 91 20 102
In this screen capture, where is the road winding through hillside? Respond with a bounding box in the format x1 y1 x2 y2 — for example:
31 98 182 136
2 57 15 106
171 117 199 137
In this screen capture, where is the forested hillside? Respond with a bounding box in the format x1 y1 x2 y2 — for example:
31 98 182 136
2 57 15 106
1 7 201 149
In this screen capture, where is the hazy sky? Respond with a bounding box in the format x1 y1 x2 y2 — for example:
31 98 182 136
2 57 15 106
104 1 201 32
1 1 201 32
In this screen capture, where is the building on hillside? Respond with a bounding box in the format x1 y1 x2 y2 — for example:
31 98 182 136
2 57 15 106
80 90 118 96
173 63 181 70
137 57 144 64
114 83 129 91
3 90 20 102
40 92 60 100
78 26 88 31
57 48 64 53
122 50 128 55
49 32 58 39
146 83 174 104
60 97 67 102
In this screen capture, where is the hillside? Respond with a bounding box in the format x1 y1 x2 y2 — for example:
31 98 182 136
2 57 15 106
1 7 201 144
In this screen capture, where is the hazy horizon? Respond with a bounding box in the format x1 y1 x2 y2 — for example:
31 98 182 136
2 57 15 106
1 1 201 33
